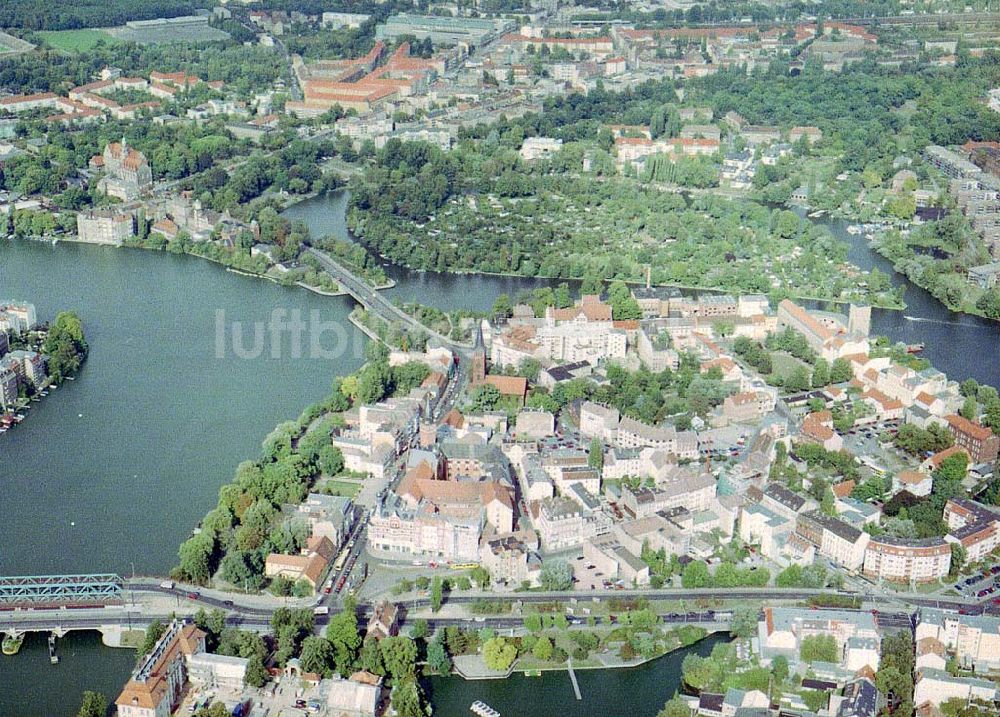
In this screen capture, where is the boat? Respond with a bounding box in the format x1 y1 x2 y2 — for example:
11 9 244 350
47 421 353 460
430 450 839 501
48 634 58 664
470 702 500 717
905 343 925 354
2 634 24 656
523 669 542 677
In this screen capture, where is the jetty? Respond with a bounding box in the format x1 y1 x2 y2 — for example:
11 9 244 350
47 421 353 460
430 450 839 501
567 657 582 700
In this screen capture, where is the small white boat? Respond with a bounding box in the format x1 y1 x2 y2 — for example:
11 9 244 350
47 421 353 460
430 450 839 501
471 701 500 717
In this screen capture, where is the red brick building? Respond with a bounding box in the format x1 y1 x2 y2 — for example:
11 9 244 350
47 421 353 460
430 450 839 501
945 414 1000 464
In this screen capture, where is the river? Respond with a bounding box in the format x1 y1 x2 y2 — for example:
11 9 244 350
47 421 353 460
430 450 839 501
0 190 997 715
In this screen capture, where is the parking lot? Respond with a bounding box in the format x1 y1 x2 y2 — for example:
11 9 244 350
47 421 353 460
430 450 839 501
954 565 1000 601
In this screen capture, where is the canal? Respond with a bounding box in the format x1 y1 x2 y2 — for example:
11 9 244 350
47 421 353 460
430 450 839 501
0 190 998 715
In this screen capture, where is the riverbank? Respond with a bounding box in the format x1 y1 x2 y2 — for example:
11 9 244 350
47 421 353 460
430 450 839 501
425 632 730 717
452 629 724 681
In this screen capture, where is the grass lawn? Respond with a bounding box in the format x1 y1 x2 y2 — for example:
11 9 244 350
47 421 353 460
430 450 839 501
770 351 811 381
324 480 361 497
39 29 117 52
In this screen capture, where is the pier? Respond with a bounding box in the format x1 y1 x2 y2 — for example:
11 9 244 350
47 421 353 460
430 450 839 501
567 657 581 700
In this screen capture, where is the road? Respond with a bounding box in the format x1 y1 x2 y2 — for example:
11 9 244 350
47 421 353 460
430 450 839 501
4 583 993 639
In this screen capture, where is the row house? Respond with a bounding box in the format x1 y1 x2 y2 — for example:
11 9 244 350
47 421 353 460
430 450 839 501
616 416 699 458
945 414 1000 464
367 493 482 562
916 609 1000 673
480 532 540 588
532 495 611 552
943 498 1000 564
795 510 870 571
758 607 880 670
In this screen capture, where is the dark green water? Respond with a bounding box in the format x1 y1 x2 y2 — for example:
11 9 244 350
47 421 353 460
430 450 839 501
0 633 135 717
0 239 365 716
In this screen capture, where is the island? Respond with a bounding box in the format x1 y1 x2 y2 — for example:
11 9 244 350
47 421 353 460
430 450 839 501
0 301 88 432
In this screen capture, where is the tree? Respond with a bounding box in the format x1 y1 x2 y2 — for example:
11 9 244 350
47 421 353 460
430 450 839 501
427 635 451 675
658 695 691 717
430 576 444 612
532 635 554 661
491 293 513 320
326 601 362 676
43 311 88 381
299 636 335 676
681 560 710 588
76 691 107 717
821 486 837 516
730 605 758 640
138 620 166 656
830 357 853 383
245 654 268 688
380 636 418 680
482 636 517 672
390 678 427 717
800 634 838 663
410 619 429 641
588 437 604 470
949 543 967 578
538 560 573 591
960 395 978 421
812 358 830 387
524 613 543 633
470 566 491 590
771 655 790 683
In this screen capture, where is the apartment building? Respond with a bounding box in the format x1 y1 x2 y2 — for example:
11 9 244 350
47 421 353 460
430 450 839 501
116 621 208 717
862 536 951 584
795 511 870 571
616 416 699 459
579 401 621 442
943 498 1000 563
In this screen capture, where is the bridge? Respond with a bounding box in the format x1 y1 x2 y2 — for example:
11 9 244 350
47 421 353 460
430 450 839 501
305 246 473 354
0 574 123 608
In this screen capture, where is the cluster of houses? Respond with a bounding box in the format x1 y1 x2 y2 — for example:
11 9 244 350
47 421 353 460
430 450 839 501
115 614 394 717
926 144 1000 263
337 292 1000 595
0 68 222 127
754 606 1000 714
0 301 44 410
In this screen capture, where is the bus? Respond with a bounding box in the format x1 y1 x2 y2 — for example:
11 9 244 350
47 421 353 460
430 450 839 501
450 563 479 571
859 456 887 476
332 547 350 573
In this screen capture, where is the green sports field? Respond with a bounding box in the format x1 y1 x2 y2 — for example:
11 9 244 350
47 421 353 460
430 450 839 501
38 29 116 52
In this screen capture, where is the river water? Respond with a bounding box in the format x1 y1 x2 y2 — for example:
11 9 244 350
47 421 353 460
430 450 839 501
0 190 997 715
